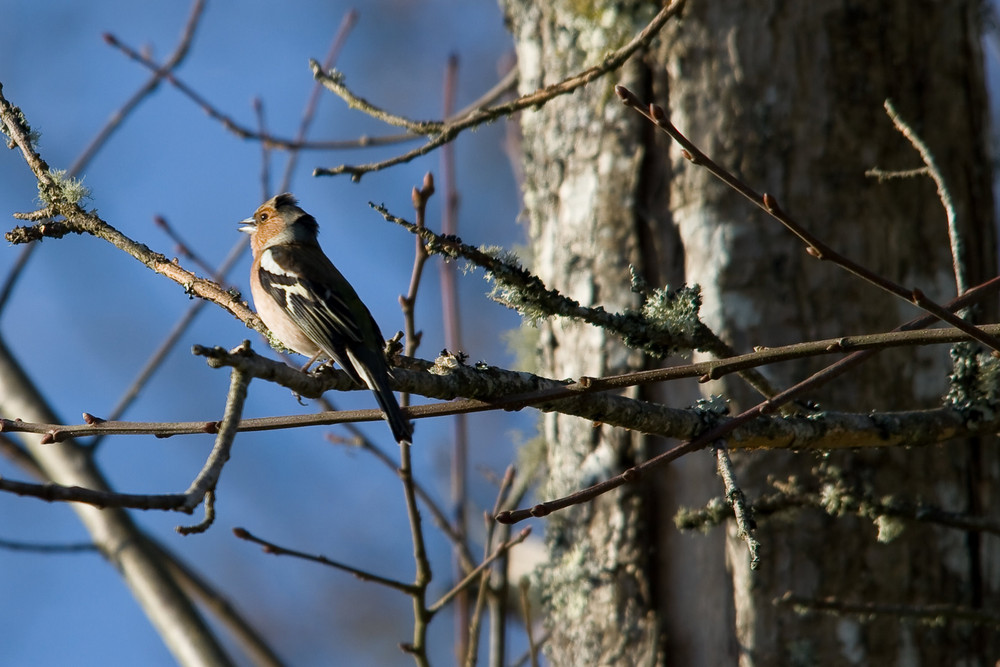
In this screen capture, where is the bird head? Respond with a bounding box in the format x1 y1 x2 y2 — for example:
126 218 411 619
239 193 320 254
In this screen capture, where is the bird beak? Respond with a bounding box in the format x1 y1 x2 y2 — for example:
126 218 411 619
238 216 255 234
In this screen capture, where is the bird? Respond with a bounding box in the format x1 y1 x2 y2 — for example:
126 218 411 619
239 193 412 443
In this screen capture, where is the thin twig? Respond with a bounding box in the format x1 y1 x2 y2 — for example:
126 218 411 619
0 536 97 554
486 467 517 667
233 527 416 594
400 173 436 391
882 99 966 294
177 490 217 535
253 97 272 197
0 244 34 315
464 467 516 667
154 215 218 277
82 0 206 175
430 526 530 615
778 592 1000 629
309 67 443 134
390 170 462 665
438 53 474 663
279 9 359 191
399 433 432 666
714 442 760 569
102 33 412 152
324 431 477 572
0 475 189 511
519 579 541 667
464 515 494 667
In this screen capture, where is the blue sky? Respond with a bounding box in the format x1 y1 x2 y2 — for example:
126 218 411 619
0 2 537 664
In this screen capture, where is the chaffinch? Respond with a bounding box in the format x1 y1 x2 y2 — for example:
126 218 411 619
240 193 412 443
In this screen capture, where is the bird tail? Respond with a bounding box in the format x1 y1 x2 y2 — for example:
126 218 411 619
373 379 413 443
347 349 413 443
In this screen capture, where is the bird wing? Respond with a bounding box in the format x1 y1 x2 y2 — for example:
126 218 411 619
258 244 411 442
258 245 376 371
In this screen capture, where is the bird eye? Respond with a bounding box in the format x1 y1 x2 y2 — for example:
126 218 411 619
258 212 268 222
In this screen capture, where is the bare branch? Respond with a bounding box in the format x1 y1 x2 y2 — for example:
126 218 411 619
430 527 531 615
233 527 417 594
313 0 686 180
714 443 761 569
0 0 208 318
0 476 188 511
179 354 252 516
778 592 1000 629
278 9 359 192
883 99 965 294
615 84 1000 354
0 84 261 333
102 32 411 152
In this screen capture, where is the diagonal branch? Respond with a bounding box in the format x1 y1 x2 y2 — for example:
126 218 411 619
615 84 1000 354
1 81 261 335
234 527 417 594
313 0 686 180
0 0 207 319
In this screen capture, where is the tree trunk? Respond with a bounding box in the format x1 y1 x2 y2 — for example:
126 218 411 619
659 2 998 664
502 2 669 664
504 0 998 664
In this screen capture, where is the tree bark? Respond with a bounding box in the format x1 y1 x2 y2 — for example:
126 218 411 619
504 0 998 664
502 2 669 664
659 2 998 664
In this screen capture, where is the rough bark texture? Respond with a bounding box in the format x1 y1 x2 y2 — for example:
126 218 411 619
502 2 666 664
504 0 998 665
659 2 999 664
